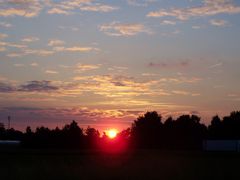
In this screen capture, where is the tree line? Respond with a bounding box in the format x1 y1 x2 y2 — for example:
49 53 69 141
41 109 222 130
0 111 240 150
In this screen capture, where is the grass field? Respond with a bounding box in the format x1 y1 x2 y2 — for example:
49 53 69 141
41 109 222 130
0 148 240 180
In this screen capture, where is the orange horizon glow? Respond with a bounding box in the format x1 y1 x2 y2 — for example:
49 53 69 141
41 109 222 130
106 129 118 139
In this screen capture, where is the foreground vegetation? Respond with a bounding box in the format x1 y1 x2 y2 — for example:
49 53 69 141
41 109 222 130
0 148 240 180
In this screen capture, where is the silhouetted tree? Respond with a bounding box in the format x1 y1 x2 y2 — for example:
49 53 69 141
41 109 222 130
62 120 83 148
85 126 100 148
222 111 240 139
131 111 163 148
173 115 207 149
208 115 222 139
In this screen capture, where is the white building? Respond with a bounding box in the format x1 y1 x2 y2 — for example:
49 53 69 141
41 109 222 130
203 140 240 152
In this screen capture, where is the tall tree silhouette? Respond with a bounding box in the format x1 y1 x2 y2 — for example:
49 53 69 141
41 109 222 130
173 115 207 149
62 120 83 148
85 126 100 148
131 111 162 148
208 115 222 139
222 111 240 139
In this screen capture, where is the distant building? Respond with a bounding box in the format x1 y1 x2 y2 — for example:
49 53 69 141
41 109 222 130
203 140 240 152
0 140 21 147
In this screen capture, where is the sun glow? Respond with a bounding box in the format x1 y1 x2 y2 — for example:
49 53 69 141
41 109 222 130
106 129 118 139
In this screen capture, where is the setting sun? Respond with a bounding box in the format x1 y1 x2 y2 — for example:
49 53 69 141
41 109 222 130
106 129 118 139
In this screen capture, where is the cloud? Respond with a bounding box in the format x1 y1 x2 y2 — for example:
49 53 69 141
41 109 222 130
1 41 27 49
108 66 128 72
0 47 6 51
147 0 240 20
80 4 118 12
64 46 95 52
18 80 59 92
73 74 149 97
210 19 228 27
5 41 97 58
0 0 42 17
21 36 39 42
148 60 190 69
58 26 79 31
0 40 29 53
14 63 25 67
127 0 156 7
48 39 65 46
99 22 152 36
0 22 12 28
0 0 118 17
172 90 200 96
192 25 202 29
24 49 54 56
172 90 190 96
0 82 15 93
161 30 180 37
45 70 59 74
6 48 54 58
75 64 101 72
47 7 71 15
52 45 98 52
46 0 118 15
0 33 8 39
208 62 223 68
161 20 176 25
30 62 39 67
0 80 74 94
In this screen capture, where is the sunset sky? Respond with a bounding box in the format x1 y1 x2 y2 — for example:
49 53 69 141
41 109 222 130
0 0 240 132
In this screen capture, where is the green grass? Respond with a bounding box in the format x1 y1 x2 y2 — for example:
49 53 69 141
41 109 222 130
0 148 240 180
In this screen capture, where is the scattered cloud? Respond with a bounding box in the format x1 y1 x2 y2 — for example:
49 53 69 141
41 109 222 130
161 20 176 25
210 19 228 27
18 80 59 92
0 33 8 39
45 70 59 74
7 49 54 58
80 4 118 12
0 22 12 28
0 0 118 18
64 46 96 52
148 61 190 69
30 62 39 67
21 36 39 42
147 0 240 20
208 62 223 69
0 82 15 93
75 64 101 72
58 26 79 31
108 66 128 72
0 0 42 17
99 22 152 36
14 63 25 67
24 49 54 56
48 39 65 46
46 0 118 15
48 8 71 15
0 46 6 51
161 30 180 37
192 25 202 29
172 90 190 96
127 0 156 7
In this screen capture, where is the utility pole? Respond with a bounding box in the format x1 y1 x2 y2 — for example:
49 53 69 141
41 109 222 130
8 116 10 129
